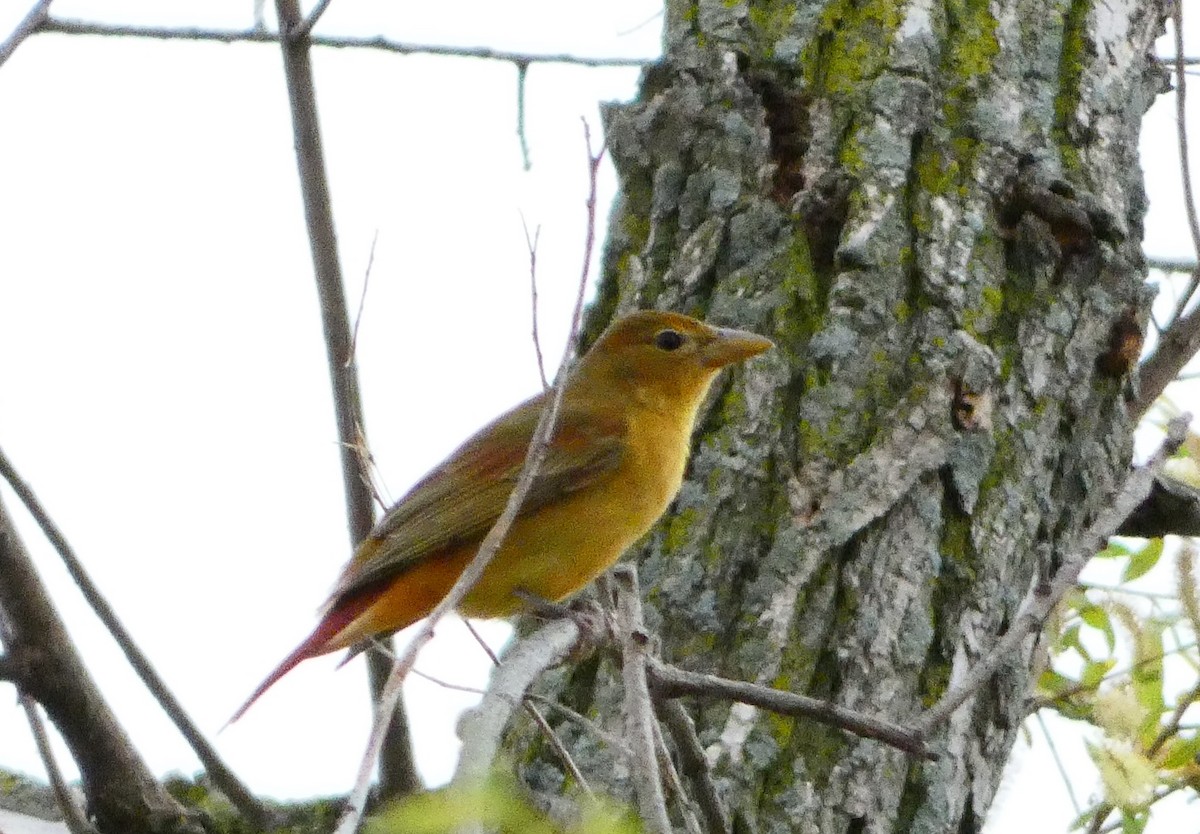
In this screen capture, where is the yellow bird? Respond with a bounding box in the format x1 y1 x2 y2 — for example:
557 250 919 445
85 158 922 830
232 310 772 720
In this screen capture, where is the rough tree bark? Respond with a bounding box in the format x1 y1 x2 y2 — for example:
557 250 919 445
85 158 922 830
521 1 1170 832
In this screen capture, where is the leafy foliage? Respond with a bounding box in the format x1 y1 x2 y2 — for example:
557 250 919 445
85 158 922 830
1036 441 1200 831
365 771 643 834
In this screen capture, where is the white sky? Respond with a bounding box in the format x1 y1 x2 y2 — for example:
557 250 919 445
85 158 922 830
0 1 1196 831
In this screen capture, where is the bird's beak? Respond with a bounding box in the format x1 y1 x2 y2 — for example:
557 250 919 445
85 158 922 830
700 326 774 368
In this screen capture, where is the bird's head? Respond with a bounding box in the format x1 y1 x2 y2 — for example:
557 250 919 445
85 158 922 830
573 310 773 413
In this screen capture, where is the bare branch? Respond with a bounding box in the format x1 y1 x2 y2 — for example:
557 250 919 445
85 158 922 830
347 229 378 369
0 447 275 830
294 0 333 38
1117 473 1200 537
1137 8 1200 412
1169 3 1200 319
410 666 486 695
521 215 549 390
38 17 651 68
1147 257 1198 273
527 693 633 757
1158 56 1200 66
516 61 532 171
523 700 597 801
649 661 929 758
411 656 596 797
462 617 503 666
0 493 202 833
19 699 98 834
612 566 672 834
656 699 732 834
1134 297 1200 415
271 0 418 798
650 708 704 834
0 603 96 834
453 619 582 783
0 0 52 68
1035 711 1082 815
916 417 1190 733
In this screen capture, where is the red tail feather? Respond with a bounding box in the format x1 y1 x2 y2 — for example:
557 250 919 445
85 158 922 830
225 587 381 726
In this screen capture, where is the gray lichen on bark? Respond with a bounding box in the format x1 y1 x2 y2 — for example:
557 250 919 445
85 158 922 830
525 1 1170 832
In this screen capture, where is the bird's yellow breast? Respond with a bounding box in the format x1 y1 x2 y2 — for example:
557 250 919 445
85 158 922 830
457 401 695 617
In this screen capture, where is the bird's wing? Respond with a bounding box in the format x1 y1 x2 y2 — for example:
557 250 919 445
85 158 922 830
327 394 627 603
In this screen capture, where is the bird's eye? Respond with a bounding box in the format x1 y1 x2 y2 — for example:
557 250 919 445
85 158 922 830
654 329 685 351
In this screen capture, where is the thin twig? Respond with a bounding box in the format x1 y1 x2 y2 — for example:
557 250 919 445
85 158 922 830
0 447 275 830
1170 2 1200 321
0 606 97 834
580 120 605 291
650 711 704 834
1158 56 1200 66
516 61 532 171
38 18 652 68
410 667 486 695
347 229 378 368
20 699 98 834
1030 640 1198 710
616 9 664 37
916 417 1190 733
612 566 673 834
524 700 597 801
657 699 732 834
293 0 333 38
272 0 418 799
334 120 605 834
1079 582 1182 600
650 661 929 758
462 617 504 666
1035 710 1082 814
528 694 632 755
1147 258 1199 273
0 0 52 67
521 215 549 390
409 659 599 796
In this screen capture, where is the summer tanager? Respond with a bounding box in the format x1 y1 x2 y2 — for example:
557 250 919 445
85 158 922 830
231 310 772 721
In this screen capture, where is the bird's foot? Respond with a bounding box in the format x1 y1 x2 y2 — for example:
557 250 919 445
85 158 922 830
514 589 609 644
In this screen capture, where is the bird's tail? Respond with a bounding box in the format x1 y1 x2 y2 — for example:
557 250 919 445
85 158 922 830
225 587 381 727
224 634 321 727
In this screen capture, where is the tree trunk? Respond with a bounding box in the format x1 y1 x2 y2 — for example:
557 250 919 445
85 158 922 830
526 1 1169 832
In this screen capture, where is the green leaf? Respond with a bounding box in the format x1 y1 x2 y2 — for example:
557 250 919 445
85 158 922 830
1038 669 1077 696
1096 540 1134 559
1060 623 1085 655
1080 604 1117 653
1132 619 1167 741
1081 658 1116 689
1123 539 1164 582
1121 810 1148 834
1159 734 1200 769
